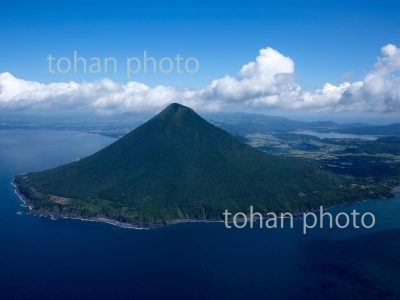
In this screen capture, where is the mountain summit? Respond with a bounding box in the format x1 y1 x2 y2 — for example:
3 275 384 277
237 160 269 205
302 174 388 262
15 103 358 226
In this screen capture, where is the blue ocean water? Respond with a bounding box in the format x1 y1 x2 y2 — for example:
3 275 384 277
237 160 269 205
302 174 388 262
0 130 399 299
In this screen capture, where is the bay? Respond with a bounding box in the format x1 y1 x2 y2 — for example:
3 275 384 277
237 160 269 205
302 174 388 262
0 130 399 299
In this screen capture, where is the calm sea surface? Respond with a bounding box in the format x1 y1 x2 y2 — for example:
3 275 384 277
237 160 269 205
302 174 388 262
294 130 378 140
0 130 399 299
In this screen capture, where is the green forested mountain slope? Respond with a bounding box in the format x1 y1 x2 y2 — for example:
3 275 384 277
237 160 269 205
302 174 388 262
15 103 366 225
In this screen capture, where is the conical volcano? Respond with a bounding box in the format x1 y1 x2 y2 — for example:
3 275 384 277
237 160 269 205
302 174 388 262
15 103 357 226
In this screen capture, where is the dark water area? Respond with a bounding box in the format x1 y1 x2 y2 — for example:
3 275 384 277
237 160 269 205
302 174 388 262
0 130 399 299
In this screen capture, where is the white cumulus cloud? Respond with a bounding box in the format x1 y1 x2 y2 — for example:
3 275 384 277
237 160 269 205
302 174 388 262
1 44 400 114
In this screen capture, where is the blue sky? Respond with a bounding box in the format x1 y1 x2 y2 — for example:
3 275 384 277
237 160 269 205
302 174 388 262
1 0 399 88
1 0 400 119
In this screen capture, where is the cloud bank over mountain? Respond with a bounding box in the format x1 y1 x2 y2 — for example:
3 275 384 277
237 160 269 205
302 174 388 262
1 44 400 114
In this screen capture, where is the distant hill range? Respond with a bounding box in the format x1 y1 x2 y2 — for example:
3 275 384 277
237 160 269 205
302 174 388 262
205 112 400 137
15 104 373 227
1 110 399 139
